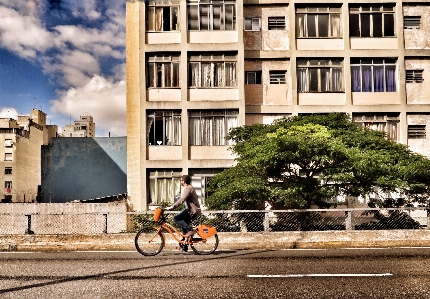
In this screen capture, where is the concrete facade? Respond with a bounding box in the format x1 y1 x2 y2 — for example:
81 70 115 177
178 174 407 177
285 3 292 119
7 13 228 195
126 0 430 211
41 137 127 202
0 109 57 203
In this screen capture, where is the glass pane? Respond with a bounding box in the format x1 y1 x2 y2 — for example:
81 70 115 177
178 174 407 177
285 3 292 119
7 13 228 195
148 63 155 88
330 14 341 37
318 14 329 37
361 14 371 37
372 13 382 37
296 15 305 37
213 5 221 30
309 68 319 92
384 14 395 36
297 68 308 92
188 5 199 30
171 7 179 31
362 65 372 92
373 65 384 92
332 68 343 91
321 68 330 92
147 7 155 31
349 14 360 36
172 63 179 87
307 14 317 37
385 65 396 92
200 5 210 30
164 63 171 87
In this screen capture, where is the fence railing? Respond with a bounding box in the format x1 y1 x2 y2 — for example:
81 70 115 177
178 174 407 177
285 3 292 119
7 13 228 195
0 208 429 235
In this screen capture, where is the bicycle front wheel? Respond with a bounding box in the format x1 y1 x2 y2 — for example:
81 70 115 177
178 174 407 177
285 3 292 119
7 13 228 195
190 234 219 255
135 229 164 256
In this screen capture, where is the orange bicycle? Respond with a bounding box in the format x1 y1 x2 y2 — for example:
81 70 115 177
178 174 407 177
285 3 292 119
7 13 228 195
135 208 219 256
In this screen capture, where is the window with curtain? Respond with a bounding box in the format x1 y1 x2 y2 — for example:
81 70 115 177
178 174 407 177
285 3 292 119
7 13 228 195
187 0 236 30
189 168 225 205
297 59 343 92
147 111 181 146
352 114 399 141
148 170 182 204
244 17 261 31
349 5 395 37
188 53 237 88
351 59 397 92
146 0 180 32
296 6 342 38
189 110 238 145
147 53 180 88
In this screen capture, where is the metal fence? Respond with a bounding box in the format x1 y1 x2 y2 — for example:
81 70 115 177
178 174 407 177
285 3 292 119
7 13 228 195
0 208 429 235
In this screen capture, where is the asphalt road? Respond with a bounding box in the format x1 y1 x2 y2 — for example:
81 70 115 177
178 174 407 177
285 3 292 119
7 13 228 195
0 248 430 299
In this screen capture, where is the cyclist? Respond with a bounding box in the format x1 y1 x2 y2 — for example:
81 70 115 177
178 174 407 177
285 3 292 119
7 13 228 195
166 175 201 239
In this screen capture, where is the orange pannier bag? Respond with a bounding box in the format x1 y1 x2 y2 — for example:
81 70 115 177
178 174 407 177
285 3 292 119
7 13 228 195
196 225 217 239
153 208 163 222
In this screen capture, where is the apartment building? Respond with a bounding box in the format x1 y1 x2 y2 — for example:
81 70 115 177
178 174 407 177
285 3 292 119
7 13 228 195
0 109 57 202
61 115 95 137
126 0 430 211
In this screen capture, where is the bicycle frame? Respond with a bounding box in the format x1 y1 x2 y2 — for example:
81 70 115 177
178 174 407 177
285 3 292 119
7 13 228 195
150 221 187 248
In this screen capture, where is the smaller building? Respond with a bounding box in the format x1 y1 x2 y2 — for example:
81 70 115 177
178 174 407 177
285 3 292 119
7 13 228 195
61 114 95 137
0 109 57 203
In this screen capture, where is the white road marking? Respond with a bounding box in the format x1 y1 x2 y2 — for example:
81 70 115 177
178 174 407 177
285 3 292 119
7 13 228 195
248 273 393 278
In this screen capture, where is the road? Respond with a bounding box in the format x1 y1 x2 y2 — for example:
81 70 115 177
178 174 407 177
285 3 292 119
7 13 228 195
0 248 430 298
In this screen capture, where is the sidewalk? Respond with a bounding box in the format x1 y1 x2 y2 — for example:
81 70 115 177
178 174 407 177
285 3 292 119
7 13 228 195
2 230 430 252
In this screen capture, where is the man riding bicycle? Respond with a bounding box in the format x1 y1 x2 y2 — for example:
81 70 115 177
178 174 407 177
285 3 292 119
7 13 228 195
166 175 201 239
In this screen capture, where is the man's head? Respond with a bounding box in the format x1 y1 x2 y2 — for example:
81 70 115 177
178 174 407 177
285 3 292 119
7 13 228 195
181 175 191 185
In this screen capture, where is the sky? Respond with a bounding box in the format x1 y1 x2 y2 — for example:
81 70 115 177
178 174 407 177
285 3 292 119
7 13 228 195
0 0 126 137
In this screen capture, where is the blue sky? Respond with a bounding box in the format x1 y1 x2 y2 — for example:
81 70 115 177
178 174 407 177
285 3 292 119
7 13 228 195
0 0 126 136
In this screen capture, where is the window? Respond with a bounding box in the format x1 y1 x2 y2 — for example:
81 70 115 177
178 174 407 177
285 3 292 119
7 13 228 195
353 114 399 141
189 168 225 205
188 0 236 30
147 111 182 146
269 71 286 84
406 70 423 83
297 59 343 92
4 139 12 147
147 54 180 88
296 6 342 38
4 153 12 161
268 17 285 30
351 59 397 92
244 17 261 31
148 170 182 204
189 53 237 88
349 5 395 37
189 110 238 145
245 71 262 84
4 167 12 175
5 181 12 193
147 0 179 32
408 125 426 139
404 16 421 29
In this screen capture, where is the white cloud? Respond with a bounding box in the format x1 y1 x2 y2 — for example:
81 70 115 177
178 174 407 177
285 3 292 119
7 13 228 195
0 6 56 58
0 108 18 119
51 75 126 137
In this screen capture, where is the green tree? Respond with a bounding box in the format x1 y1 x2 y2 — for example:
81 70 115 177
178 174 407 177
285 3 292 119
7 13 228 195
206 113 430 210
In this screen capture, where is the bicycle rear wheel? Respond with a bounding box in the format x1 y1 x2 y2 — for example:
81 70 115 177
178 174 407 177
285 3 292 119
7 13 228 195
135 228 164 256
190 234 219 255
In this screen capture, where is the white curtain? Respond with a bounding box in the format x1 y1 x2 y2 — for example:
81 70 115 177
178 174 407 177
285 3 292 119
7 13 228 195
332 68 343 91
202 63 212 87
296 15 305 37
297 68 308 92
330 14 341 37
189 63 200 87
225 63 236 86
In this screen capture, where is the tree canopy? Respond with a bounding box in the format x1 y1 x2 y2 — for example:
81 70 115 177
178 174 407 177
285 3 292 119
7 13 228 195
205 113 430 210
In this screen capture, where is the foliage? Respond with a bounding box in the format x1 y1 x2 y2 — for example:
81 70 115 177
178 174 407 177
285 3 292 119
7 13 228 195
205 113 430 209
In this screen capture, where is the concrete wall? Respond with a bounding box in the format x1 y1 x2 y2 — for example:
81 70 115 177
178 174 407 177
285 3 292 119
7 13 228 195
41 137 127 202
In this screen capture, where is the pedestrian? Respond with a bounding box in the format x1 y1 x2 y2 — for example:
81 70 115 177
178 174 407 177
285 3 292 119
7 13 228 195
166 175 201 238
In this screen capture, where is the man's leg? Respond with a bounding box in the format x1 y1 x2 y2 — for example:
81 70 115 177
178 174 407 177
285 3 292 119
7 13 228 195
173 209 193 234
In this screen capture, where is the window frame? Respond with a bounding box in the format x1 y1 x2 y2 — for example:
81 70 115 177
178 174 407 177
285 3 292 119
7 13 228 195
349 4 395 38
245 71 262 84
244 17 261 31
4 153 12 161
404 16 421 29
268 16 286 30
4 167 12 175
350 58 397 92
406 69 424 83
296 5 342 38
187 0 236 31
269 70 287 84
408 125 426 139
146 0 180 32
147 110 182 146
188 110 238 146
188 53 237 88
352 113 399 141
297 59 344 92
147 53 180 89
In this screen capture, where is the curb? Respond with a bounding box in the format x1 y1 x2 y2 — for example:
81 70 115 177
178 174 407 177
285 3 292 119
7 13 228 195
1 230 430 252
